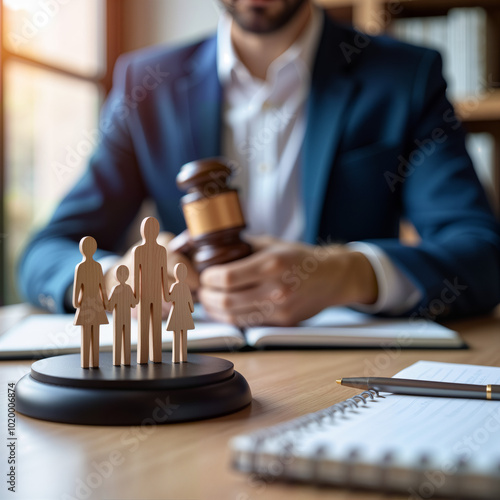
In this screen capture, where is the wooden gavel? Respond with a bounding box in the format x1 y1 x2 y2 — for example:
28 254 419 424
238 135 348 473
170 158 252 272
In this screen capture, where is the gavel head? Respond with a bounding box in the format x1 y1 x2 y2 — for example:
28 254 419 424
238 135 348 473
176 158 252 272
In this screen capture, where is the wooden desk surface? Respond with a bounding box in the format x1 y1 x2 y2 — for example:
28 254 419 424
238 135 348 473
1 305 500 500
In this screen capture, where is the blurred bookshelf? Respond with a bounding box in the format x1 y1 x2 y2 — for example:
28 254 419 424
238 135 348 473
317 0 500 214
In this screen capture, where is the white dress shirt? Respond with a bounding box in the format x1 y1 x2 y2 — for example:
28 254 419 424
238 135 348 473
216 9 421 314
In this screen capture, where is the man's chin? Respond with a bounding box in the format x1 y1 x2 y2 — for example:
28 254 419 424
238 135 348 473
235 12 286 35
239 0 281 6
222 0 308 34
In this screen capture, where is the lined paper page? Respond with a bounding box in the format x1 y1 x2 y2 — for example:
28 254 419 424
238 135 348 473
295 362 500 470
232 361 500 496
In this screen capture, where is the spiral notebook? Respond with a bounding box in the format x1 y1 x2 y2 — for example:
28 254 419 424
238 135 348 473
231 361 500 498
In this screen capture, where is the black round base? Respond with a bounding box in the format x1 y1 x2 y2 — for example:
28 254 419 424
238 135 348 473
16 353 252 425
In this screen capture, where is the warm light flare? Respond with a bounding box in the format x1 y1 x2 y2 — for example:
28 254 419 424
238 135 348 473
4 0 37 12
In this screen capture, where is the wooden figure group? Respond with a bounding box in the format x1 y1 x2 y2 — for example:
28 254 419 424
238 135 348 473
72 217 195 369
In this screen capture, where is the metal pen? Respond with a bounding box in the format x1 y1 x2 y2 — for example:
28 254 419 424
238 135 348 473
337 377 500 400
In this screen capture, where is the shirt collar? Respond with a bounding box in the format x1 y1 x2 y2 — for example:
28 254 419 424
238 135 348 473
217 6 323 87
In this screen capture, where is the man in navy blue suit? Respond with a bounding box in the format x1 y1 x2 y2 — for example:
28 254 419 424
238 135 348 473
18 0 500 326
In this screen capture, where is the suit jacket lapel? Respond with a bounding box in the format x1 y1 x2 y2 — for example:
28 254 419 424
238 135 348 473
176 36 222 161
302 18 359 244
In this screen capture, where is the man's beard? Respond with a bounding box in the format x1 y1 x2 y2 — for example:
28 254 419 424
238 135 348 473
220 0 309 34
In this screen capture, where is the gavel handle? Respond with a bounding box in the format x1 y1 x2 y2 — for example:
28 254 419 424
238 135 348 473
167 229 194 256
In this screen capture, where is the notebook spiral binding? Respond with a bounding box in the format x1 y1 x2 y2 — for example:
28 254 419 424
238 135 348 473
239 389 500 498
248 389 382 475
232 363 500 499
251 389 380 441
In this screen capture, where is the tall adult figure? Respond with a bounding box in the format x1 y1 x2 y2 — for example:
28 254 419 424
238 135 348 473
133 217 169 363
73 236 108 368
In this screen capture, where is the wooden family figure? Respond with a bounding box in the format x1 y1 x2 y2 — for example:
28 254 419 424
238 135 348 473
107 265 138 366
73 217 195 369
73 236 108 368
167 263 195 363
132 216 169 364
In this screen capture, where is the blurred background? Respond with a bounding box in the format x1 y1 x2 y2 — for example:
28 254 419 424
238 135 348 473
1 0 499 306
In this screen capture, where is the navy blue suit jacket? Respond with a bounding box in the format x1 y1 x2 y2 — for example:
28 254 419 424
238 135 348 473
19 15 500 318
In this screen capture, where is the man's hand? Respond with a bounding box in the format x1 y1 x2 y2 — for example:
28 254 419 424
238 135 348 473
198 236 378 327
104 232 200 319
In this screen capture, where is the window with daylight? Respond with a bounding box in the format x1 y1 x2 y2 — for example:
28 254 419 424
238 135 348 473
0 0 123 305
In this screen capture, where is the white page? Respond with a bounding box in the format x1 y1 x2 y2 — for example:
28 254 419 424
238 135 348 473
232 361 500 495
0 306 244 358
245 307 462 348
297 361 500 464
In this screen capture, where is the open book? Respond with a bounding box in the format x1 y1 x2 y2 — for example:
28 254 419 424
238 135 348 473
231 361 500 498
0 306 463 359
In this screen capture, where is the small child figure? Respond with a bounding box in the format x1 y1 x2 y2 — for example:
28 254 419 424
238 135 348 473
166 263 195 363
107 265 138 366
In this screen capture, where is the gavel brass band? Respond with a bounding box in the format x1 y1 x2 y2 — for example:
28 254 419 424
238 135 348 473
182 191 245 238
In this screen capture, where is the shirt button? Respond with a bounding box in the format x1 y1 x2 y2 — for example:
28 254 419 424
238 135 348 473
38 294 48 307
258 163 269 173
262 101 272 110
46 297 57 313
